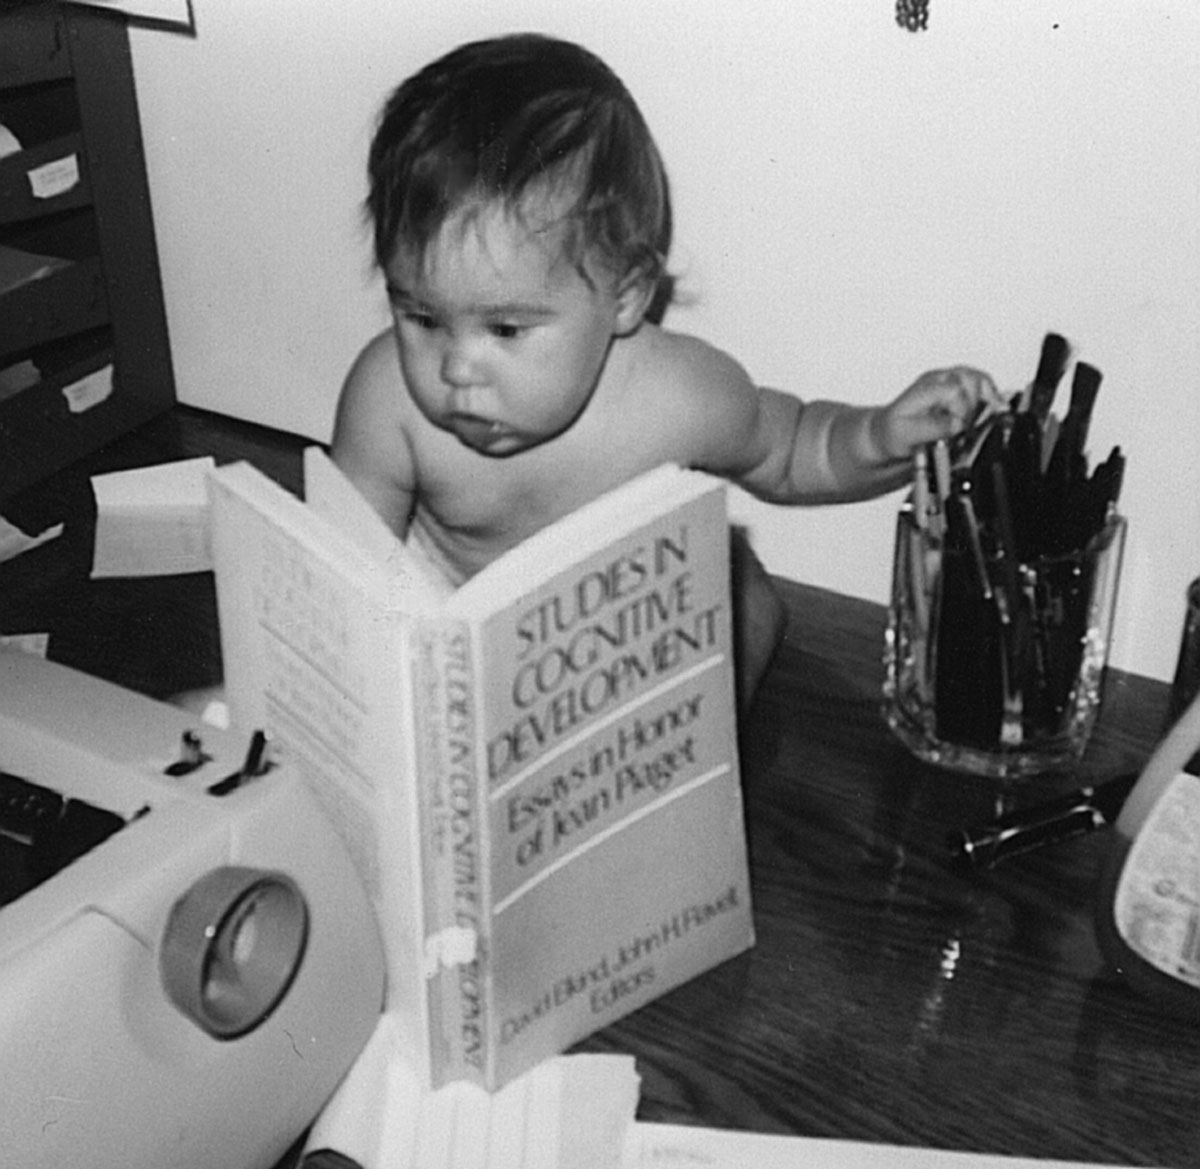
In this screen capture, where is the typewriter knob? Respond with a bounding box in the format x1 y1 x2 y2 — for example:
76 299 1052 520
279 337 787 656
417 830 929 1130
160 866 309 1039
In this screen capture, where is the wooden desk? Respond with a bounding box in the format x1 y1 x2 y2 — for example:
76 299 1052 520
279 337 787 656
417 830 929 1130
3 406 1194 1167
592 585 1195 1168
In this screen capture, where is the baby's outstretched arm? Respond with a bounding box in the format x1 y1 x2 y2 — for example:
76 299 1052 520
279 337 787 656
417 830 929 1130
739 366 998 505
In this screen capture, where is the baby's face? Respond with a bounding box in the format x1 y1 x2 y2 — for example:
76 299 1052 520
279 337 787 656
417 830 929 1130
384 203 632 457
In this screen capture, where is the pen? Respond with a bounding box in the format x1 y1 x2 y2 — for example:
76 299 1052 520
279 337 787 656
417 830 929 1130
1064 360 1103 457
1088 445 1125 533
931 439 953 514
1045 362 1103 535
950 771 1138 870
1027 332 1072 424
949 492 993 602
988 461 1021 626
1006 410 1044 558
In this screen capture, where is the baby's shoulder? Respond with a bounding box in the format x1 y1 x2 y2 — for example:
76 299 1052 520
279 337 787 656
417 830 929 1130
343 329 401 402
604 326 763 472
634 325 756 401
337 328 424 442
333 329 413 474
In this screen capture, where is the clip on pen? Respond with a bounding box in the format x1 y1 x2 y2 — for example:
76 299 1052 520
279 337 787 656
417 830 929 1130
931 439 953 511
912 446 932 533
950 771 1138 870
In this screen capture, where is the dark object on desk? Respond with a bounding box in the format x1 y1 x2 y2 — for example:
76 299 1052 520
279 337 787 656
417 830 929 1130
951 771 1138 870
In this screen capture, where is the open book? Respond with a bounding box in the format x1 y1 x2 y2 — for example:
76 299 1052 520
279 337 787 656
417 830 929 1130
208 450 754 1091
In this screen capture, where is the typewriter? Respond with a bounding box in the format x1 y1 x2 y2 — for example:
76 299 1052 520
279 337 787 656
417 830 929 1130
0 649 385 1169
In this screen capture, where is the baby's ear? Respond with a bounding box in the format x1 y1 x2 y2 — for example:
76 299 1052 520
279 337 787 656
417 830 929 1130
613 269 658 336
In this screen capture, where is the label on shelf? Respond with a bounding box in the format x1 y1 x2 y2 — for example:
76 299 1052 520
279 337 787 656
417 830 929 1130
61 364 113 414
27 154 80 201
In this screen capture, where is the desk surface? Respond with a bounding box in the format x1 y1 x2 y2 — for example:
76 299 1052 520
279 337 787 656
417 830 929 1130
3 406 1195 1168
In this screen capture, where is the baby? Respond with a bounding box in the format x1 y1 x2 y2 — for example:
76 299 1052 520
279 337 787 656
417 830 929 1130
332 33 996 705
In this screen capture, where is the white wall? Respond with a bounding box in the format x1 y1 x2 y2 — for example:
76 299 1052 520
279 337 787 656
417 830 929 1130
128 0 1199 681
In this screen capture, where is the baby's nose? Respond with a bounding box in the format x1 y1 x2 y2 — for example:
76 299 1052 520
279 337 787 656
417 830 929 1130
440 340 484 388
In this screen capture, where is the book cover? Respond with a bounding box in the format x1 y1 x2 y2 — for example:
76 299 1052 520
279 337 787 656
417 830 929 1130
209 453 755 1091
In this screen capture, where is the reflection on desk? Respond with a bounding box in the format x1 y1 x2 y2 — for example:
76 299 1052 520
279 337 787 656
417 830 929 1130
1 405 1193 1168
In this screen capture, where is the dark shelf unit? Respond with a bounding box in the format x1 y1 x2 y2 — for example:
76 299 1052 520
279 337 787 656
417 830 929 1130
0 1 174 505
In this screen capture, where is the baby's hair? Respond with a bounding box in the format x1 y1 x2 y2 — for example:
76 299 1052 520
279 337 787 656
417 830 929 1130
366 33 673 308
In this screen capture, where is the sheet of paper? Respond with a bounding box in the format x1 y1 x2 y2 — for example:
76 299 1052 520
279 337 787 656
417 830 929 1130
624 1124 1129 1169
91 456 214 577
0 633 49 658
0 123 21 160
304 1012 640 1169
0 514 62 566
65 0 192 29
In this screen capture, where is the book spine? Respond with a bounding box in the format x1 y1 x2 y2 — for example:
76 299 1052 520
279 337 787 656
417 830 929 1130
415 618 489 1087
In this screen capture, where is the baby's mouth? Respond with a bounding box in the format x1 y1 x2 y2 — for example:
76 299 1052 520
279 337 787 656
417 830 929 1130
448 413 511 451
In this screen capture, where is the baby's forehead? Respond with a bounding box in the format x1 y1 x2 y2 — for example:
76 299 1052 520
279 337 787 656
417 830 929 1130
392 197 606 285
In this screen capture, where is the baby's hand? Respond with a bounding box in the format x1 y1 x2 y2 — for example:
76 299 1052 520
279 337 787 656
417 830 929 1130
878 366 1000 460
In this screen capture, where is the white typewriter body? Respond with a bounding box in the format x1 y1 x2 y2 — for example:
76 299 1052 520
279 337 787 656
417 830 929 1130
0 649 385 1169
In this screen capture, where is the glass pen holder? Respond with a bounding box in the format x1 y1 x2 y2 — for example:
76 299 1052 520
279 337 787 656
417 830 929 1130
883 506 1126 780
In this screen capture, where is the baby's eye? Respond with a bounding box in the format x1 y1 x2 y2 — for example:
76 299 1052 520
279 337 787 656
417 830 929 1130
393 302 438 330
489 322 525 340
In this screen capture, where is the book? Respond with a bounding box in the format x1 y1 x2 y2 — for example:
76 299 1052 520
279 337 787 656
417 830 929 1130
208 450 755 1091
